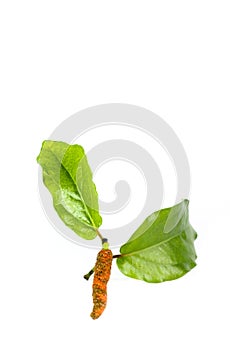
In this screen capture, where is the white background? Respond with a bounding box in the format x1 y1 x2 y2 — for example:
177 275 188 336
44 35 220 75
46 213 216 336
1 1 230 349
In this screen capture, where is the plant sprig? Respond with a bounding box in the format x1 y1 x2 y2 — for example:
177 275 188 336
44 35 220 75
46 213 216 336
37 140 197 318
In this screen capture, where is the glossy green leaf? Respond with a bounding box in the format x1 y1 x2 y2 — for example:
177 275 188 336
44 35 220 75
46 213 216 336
37 140 102 239
117 200 197 282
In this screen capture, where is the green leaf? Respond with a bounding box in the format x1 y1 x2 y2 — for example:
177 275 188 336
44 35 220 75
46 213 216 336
116 200 197 283
37 140 102 240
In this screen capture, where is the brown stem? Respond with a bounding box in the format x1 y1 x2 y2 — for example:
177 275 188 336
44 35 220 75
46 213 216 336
113 254 122 259
83 267 95 281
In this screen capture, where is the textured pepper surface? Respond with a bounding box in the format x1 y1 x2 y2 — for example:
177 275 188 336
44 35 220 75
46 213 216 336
90 249 113 319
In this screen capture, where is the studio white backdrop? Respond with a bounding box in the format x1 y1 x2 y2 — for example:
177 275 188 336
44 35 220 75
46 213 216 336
0 1 229 349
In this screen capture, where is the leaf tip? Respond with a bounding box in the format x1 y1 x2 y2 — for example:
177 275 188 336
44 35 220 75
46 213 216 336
36 140 49 163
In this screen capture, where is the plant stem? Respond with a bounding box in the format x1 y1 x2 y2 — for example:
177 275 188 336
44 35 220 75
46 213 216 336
84 268 95 281
113 254 122 259
96 229 104 242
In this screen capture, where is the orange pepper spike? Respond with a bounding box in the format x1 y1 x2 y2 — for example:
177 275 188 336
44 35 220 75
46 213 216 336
90 248 113 320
